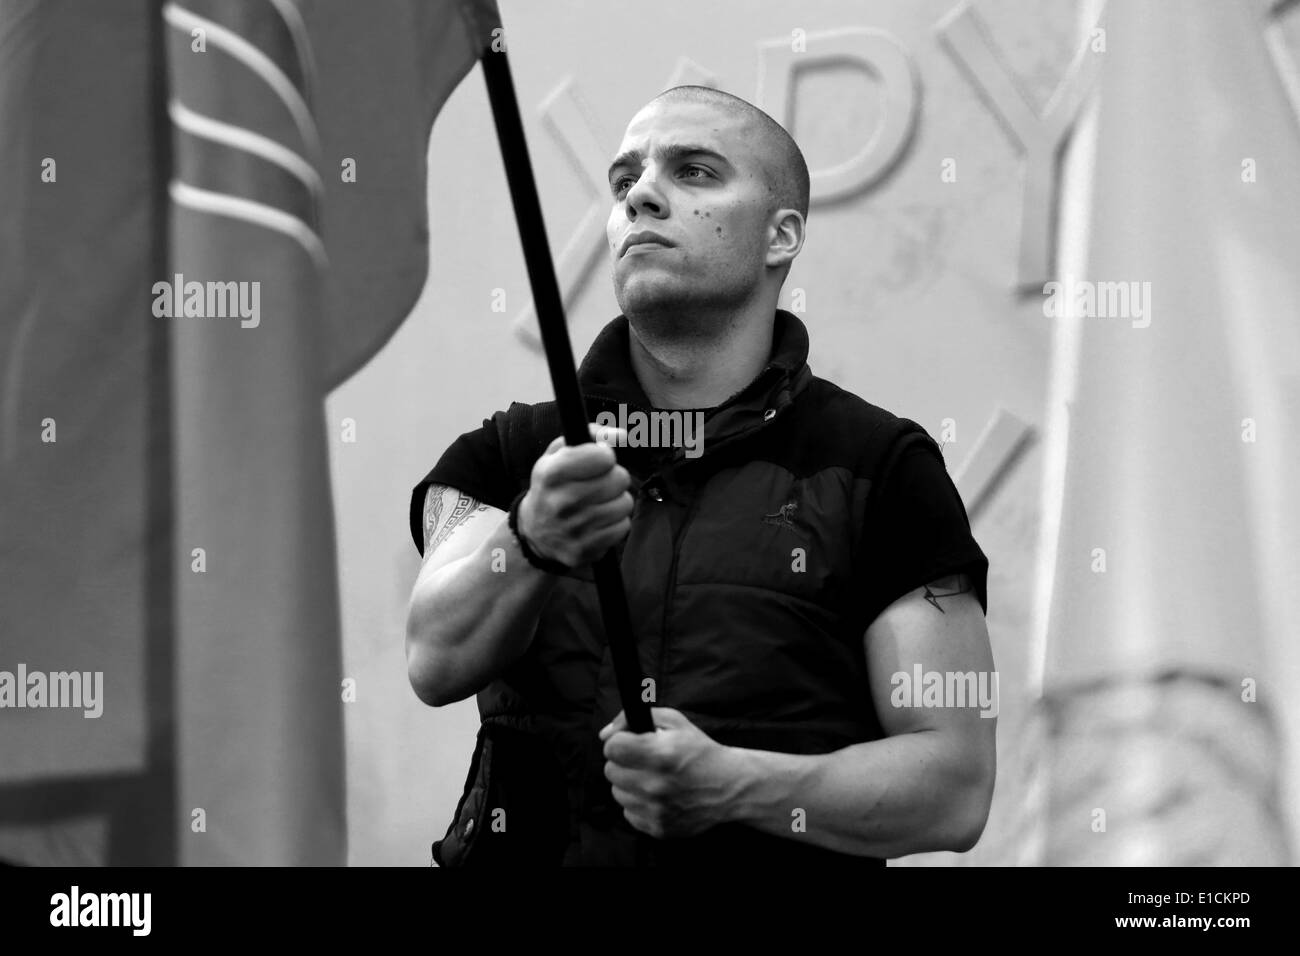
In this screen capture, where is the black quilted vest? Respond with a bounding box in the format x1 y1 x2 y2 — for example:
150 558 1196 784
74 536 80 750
423 310 939 867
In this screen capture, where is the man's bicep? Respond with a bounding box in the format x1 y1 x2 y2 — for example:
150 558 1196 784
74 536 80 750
863 572 996 738
419 483 505 574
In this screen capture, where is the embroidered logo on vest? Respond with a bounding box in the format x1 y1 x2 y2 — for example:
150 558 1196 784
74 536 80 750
762 498 809 539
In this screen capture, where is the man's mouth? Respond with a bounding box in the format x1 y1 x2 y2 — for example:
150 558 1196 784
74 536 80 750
625 241 669 254
620 231 675 257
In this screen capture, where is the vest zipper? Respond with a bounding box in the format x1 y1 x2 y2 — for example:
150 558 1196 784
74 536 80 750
653 482 703 705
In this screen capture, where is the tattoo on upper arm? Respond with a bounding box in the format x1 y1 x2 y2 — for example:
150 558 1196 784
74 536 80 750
422 483 490 554
921 574 973 614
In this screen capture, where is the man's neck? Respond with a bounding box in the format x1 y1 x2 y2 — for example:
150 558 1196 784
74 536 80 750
626 301 777 410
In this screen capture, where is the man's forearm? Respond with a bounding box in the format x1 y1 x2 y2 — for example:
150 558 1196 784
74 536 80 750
719 730 993 858
406 517 558 706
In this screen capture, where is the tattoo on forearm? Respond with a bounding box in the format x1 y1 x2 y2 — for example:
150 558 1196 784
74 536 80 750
423 484 490 554
922 575 973 614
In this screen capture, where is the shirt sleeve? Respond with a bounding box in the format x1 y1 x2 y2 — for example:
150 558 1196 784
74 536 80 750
860 440 990 627
408 413 518 557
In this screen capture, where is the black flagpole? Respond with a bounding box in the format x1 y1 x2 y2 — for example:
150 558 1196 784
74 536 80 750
481 44 654 735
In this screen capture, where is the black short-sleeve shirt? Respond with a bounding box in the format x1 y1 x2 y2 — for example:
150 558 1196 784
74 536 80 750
859 441 989 624
408 412 988 626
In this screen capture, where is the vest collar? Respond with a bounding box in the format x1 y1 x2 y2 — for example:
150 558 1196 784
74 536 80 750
577 309 813 470
578 308 812 422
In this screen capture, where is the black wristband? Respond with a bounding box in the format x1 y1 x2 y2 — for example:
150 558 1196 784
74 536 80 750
507 490 571 575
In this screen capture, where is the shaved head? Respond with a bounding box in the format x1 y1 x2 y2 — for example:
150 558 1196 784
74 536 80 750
606 83 808 332
652 85 809 220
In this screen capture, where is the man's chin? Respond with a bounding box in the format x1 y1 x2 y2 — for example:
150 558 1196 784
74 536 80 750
613 278 690 319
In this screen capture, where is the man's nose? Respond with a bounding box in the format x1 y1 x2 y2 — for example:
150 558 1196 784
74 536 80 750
624 167 667 218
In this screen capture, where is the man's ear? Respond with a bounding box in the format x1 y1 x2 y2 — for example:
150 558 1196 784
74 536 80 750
766 208 805 270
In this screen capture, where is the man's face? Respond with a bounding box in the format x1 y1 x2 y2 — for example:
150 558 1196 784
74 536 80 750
606 99 778 320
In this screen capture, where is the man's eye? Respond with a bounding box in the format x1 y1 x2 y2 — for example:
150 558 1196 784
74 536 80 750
612 166 712 197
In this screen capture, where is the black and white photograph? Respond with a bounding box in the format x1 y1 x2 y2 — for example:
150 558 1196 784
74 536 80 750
0 0 1295 932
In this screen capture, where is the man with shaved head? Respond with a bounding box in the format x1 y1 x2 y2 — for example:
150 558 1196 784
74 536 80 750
607 86 808 351
407 86 994 867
